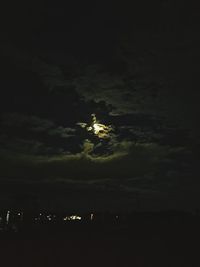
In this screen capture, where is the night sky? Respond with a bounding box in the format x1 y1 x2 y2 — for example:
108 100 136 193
0 1 200 211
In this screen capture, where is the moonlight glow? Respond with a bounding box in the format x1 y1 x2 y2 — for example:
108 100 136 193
88 114 113 139
78 114 113 139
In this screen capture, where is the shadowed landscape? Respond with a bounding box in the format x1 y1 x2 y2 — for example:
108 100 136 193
1 211 200 266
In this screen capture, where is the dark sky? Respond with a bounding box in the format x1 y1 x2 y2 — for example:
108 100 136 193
0 1 200 211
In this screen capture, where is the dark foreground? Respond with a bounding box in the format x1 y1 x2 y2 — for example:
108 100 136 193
0 218 200 267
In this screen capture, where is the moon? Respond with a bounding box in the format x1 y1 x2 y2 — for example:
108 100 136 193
77 114 113 139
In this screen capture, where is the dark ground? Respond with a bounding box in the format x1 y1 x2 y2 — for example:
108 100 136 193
0 217 199 267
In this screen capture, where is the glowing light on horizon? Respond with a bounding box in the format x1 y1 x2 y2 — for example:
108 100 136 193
63 215 82 221
6 211 10 224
